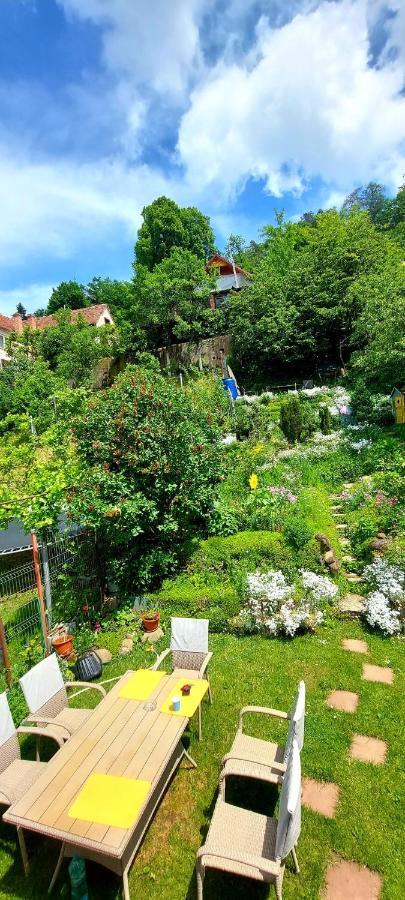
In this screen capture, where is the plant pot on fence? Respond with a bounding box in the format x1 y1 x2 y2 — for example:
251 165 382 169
141 612 160 633
52 634 74 658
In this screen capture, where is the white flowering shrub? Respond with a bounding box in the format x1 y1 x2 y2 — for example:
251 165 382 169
364 591 401 636
300 570 339 602
363 559 404 601
241 568 338 638
362 559 404 636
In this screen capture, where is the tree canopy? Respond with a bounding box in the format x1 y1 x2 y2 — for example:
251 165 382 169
134 196 215 271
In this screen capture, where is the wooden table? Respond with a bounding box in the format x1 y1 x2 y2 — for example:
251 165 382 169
4 671 205 899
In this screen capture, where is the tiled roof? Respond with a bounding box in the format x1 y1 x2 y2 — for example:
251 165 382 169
0 313 16 332
34 304 111 329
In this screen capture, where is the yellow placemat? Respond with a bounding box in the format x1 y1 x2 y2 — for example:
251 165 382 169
119 669 166 701
68 774 150 828
160 678 209 718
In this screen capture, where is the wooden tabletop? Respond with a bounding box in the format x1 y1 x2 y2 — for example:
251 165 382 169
4 671 192 858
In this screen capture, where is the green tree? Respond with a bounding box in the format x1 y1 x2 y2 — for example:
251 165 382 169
0 353 62 430
134 247 216 346
350 250 405 391
47 280 88 314
280 396 303 443
342 182 387 223
69 365 222 590
16 302 27 318
134 196 215 271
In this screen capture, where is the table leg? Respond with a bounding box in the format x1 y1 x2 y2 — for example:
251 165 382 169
183 747 197 768
17 827 29 876
122 868 130 900
198 702 202 741
48 842 65 894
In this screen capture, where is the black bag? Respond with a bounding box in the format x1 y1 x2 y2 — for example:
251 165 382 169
74 650 102 682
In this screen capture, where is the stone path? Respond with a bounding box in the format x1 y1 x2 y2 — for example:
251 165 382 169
312 488 395 896
323 858 382 899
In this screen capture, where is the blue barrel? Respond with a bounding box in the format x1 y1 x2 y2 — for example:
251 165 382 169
222 377 239 399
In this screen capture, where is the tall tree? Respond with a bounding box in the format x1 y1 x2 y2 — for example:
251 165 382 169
16 302 27 319
134 196 215 271
134 248 216 347
342 182 387 223
47 280 88 314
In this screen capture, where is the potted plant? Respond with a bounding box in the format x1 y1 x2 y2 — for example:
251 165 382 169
141 610 160 633
52 632 74 658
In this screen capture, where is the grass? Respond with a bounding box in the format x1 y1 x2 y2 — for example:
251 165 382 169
0 619 404 900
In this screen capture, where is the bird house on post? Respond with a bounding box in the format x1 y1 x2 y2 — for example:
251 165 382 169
390 387 405 424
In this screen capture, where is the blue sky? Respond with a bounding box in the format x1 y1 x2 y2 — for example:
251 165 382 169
0 0 404 314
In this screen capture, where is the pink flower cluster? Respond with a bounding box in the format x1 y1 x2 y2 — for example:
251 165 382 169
268 485 297 503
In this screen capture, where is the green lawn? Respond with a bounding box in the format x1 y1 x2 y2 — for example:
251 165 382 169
1 619 403 899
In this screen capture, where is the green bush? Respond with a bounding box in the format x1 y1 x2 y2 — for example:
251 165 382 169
284 514 312 549
234 401 257 439
191 530 293 574
280 396 303 443
319 405 332 434
151 573 240 631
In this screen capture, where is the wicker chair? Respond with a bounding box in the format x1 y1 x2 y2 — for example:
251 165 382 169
151 617 212 739
219 681 305 797
20 653 106 757
0 691 64 874
196 739 301 900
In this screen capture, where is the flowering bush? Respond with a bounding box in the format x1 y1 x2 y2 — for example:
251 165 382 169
240 568 338 638
364 592 401 636
362 559 404 635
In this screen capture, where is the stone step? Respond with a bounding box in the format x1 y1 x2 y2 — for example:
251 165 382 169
343 482 355 489
336 523 348 530
330 504 343 511
342 555 355 563
340 538 351 547
339 593 365 616
346 573 364 584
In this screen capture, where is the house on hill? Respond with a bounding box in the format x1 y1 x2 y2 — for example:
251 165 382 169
0 304 114 367
205 254 251 309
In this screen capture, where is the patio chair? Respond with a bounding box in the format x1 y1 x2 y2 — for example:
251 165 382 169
219 681 305 797
151 617 212 739
0 691 64 874
196 738 301 900
20 653 106 756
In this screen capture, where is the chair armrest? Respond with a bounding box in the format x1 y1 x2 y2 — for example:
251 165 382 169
197 845 281 878
66 681 106 699
238 705 289 732
198 652 213 678
23 715 72 739
17 725 65 749
150 648 171 671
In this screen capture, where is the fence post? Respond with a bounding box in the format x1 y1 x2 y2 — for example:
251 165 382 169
31 530 49 655
40 539 52 614
0 618 12 688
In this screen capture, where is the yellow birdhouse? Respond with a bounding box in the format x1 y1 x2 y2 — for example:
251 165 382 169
390 387 405 424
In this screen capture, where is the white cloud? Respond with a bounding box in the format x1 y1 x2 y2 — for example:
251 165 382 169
0 148 183 267
0 284 55 316
178 0 405 201
58 0 210 96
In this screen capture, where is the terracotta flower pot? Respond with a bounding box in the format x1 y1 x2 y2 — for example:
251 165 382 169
142 613 160 633
53 635 73 658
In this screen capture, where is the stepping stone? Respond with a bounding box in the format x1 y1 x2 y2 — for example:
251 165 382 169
340 538 351 547
339 594 365 616
331 505 342 511
362 664 394 685
327 690 359 713
336 523 348 530
94 648 112 664
343 482 354 488
323 857 382 899
342 555 355 563
346 573 363 583
302 778 340 819
350 734 387 765
342 639 368 654
142 625 164 643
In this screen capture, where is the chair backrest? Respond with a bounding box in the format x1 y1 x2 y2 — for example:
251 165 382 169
275 739 301 861
170 617 209 653
284 680 305 763
0 692 20 775
20 653 67 716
